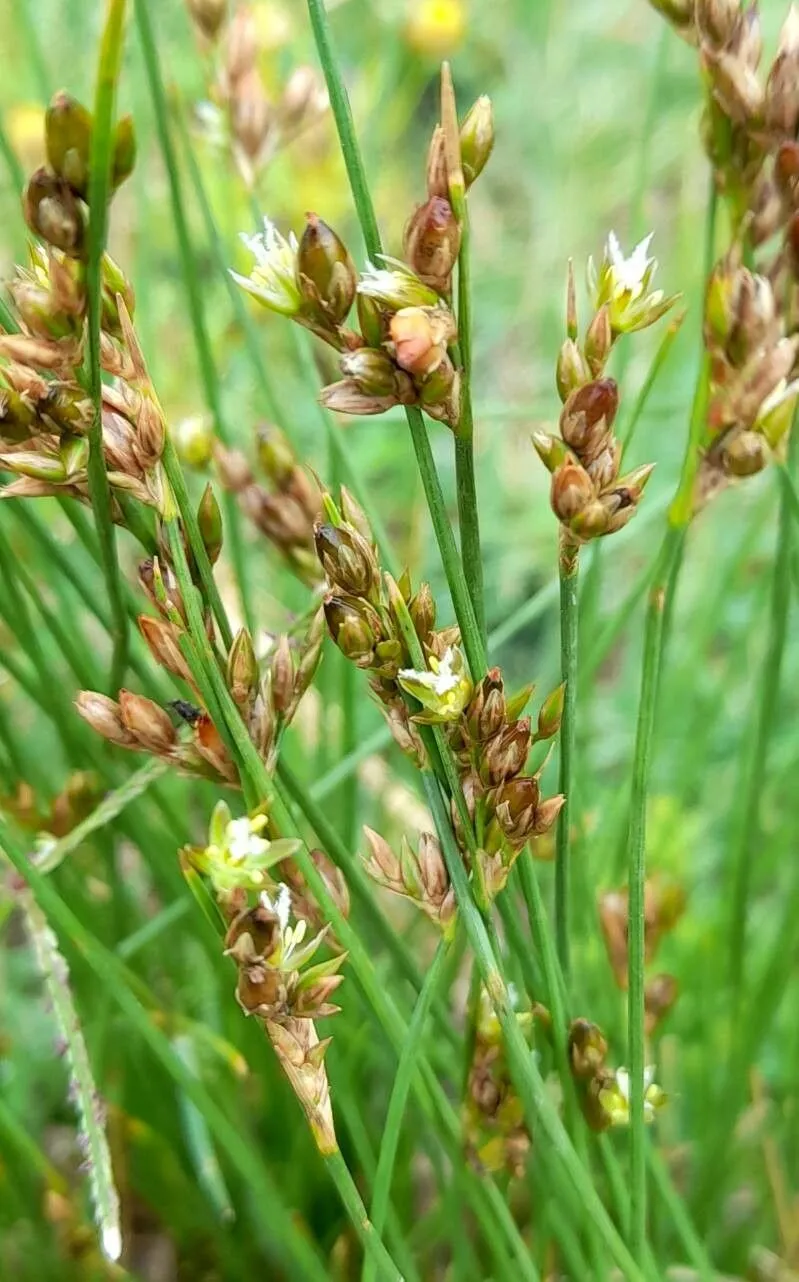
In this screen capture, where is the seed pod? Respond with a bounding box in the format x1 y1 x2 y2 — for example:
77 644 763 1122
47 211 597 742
723 430 768 477
556 338 592 402
138 615 192 684
24 168 85 257
338 487 374 543
426 124 449 199
324 595 378 667
297 214 357 328
74 691 136 747
270 635 295 715
314 523 379 599
339 347 401 397
483 718 531 785
408 581 437 642
551 461 594 522
118 690 177 754
45 92 93 197
537 683 565 740
532 793 565 835
584 305 613 375
227 628 259 708
403 196 461 295
256 424 296 489
560 379 619 453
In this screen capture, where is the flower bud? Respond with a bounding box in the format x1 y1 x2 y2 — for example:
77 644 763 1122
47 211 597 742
494 775 540 846
362 825 402 887
551 461 594 522
426 124 449 199
112 115 137 191
297 214 357 328
465 668 505 741
137 615 192 684
24 168 85 257
314 522 379 598
45 92 93 197
403 197 461 295
408 581 437 642
270 634 295 714
256 424 296 488
118 690 177 754
556 338 592 402
227 628 259 708
324 595 378 667
197 482 223 564
338 486 374 543
568 499 610 539
723 429 768 476
537 682 565 740
532 793 565 835
583 305 613 375
531 431 571 474
459 96 495 188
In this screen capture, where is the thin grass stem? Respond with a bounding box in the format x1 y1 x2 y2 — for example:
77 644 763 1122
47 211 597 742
555 530 579 984
85 0 130 692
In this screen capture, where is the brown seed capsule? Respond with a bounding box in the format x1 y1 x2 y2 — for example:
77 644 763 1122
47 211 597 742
466 668 506 742
226 628 259 708
560 379 619 452
426 124 449 199
314 523 379 598
324 594 378 667
270 634 295 715
339 347 402 397
532 793 565 835
74 691 136 747
297 213 357 328
483 718 531 785
118 690 177 754
24 168 85 257
403 196 461 295
568 1018 608 1080
551 460 594 522
137 615 192 684
408 581 437 643
723 430 768 477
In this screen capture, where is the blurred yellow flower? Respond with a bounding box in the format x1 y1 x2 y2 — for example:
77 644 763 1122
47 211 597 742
5 103 45 175
406 0 466 56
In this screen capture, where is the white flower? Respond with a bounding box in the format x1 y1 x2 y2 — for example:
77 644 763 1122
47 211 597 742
602 1065 664 1127
397 645 473 722
357 255 440 310
230 218 302 316
588 232 678 335
399 645 460 695
226 815 270 863
259 885 324 970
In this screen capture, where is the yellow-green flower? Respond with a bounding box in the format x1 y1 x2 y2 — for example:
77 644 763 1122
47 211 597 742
190 801 300 894
597 1065 666 1128
231 218 302 317
588 232 678 335
398 645 472 722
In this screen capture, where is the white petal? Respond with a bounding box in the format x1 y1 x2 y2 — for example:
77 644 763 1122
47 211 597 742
274 883 292 932
607 230 624 267
615 1067 631 1102
101 1225 122 1263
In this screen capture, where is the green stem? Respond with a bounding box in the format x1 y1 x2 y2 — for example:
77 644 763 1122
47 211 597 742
453 198 486 646
727 459 794 1009
364 936 451 1282
132 0 253 634
324 1149 402 1282
626 522 684 1264
304 0 485 679
85 0 129 692
556 531 579 984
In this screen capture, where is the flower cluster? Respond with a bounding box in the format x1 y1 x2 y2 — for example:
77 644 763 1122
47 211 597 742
183 805 346 1155
232 94 494 431
189 2 328 187
533 238 677 543
362 827 456 934
649 2 799 506
698 248 799 501
568 1018 667 1132
463 987 537 1176
214 424 323 586
315 492 564 907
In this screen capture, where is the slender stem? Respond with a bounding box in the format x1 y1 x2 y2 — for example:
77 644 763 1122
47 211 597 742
305 0 382 262
727 455 795 1009
324 1150 402 1282
132 0 253 633
85 0 129 692
304 0 486 679
453 197 486 645
555 531 579 984
364 937 451 1282
625 182 717 1265
626 523 682 1264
